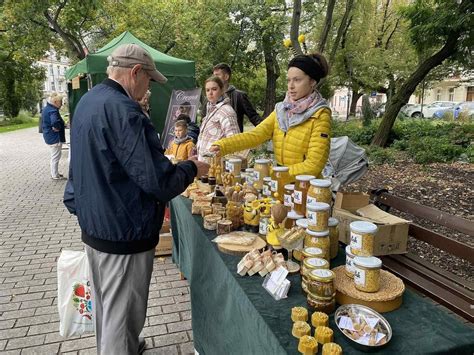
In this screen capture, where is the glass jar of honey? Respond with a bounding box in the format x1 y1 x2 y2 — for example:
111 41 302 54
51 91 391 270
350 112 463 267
307 269 335 299
284 210 304 229
283 184 294 209
306 202 330 232
253 158 270 190
304 229 330 261
293 175 315 215
270 166 291 202
227 158 242 176
328 217 339 260
307 179 332 206
301 257 329 294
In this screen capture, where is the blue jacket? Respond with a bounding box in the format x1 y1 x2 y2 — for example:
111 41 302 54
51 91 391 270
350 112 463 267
42 103 65 144
64 79 197 254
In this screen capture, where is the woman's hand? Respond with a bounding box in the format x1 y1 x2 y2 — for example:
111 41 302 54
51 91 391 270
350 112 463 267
209 145 221 156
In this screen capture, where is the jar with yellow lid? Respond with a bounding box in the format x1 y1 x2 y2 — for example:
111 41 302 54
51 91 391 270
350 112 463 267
328 217 339 259
293 219 308 262
301 257 329 294
283 184 294 209
350 221 378 256
262 177 272 197
307 269 335 298
293 175 315 215
307 179 332 206
345 245 356 278
284 210 304 229
253 158 270 190
304 229 330 261
307 293 336 314
271 166 291 202
353 256 382 292
306 202 330 232
301 246 325 261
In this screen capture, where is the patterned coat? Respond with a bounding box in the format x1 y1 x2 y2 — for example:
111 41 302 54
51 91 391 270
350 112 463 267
196 99 240 161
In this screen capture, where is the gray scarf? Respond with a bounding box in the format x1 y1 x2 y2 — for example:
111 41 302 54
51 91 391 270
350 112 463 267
174 136 190 145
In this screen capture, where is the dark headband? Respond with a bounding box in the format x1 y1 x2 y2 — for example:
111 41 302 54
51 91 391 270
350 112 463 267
288 55 324 82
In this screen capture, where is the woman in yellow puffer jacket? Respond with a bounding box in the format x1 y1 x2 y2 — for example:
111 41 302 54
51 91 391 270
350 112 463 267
210 52 331 178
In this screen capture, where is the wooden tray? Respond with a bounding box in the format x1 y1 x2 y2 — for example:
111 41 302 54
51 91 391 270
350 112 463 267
217 237 266 256
332 265 405 313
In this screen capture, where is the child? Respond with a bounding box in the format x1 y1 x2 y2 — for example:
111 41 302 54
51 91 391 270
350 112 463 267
165 120 195 161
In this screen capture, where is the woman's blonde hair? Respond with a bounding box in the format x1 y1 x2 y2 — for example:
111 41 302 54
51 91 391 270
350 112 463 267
49 93 63 105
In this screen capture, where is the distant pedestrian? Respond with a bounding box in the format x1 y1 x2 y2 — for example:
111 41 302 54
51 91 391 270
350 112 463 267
41 93 66 180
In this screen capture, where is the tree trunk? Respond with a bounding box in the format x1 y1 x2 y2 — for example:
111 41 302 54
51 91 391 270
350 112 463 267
371 30 462 147
350 90 362 116
290 0 303 55
3 64 20 118
318 0 336 54
328 0 354 65
263 38 279 117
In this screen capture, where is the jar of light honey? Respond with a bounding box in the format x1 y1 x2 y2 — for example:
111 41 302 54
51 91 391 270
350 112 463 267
253 158 270 190
293 175 315 215
270 166 291 202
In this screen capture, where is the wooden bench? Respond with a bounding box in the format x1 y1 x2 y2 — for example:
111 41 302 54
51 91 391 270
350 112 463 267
370 189 474 322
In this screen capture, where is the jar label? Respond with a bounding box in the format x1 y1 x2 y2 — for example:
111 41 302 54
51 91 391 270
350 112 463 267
263 184 271 196
307 210 317 225
307 196 316 205
259 218 268 235
346 256 354 272
283 194 292 207
225 161 232 172
311 269 332 278
294 190 303 204
354 267 365 286
254 171 260 181
350 232 363 249
270 179 278 192
305 247 323 255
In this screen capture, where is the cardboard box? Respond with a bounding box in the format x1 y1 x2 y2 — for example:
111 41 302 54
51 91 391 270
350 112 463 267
333 192 410 256
155 232 173 256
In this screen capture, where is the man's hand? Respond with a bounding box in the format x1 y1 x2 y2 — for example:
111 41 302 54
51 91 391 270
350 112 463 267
52 127 60 132
188 156 209 178
209 145 221 156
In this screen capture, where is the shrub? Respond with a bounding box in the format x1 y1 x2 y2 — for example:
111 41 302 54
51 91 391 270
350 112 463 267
366 146 396 165
407 136 464 164
0 110 36 126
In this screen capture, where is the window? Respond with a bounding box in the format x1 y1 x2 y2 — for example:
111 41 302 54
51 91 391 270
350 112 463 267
51 82 55 91
436 89 441 101
467 86 474 102
448 88 455 101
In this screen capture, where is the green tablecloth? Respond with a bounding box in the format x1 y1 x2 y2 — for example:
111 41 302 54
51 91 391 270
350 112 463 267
170 196 474 355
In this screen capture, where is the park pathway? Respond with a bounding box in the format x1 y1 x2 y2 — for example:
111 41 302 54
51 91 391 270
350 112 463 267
0 127 193 354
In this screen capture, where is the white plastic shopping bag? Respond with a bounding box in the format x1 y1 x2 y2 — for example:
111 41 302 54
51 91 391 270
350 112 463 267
57 250 94 337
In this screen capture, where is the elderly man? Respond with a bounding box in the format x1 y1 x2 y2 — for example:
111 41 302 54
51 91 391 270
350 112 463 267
64 44 209 355
41 93 66 179
202 63 262 132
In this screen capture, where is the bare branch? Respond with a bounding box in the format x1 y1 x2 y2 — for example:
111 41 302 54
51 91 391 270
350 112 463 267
290 0 303 55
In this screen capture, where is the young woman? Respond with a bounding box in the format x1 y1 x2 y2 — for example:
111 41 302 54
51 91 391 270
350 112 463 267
196 76 240 161
210 53 331 178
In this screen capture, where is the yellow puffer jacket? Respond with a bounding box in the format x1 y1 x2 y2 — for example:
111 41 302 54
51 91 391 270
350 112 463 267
165 139 195 161
214 107 331 177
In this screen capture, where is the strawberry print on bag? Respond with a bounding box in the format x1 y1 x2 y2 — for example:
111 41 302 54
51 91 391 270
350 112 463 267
72 281 92 320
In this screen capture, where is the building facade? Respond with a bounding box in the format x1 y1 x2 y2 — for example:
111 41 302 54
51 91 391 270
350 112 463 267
36 50 70 105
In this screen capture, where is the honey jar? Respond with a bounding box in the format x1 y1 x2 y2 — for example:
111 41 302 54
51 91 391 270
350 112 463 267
350 221 378 256
307 179 332 206
304 229 330 261
283 184 294 209
293 175 315 215
226 158 242 176
284 210 304 229
328 217 339 260
306 202 330 232
307 269 335 298
353 256 382 292
270 166 291 202
244 168 255 186
307 293 336 314
301 257 329 294
293 219 308 262
262 177 272 197
253 158 270 190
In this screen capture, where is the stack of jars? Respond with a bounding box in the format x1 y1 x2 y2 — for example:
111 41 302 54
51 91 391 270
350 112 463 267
347 221 382 293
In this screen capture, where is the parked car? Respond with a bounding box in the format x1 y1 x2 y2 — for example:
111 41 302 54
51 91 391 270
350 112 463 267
404 101 457 118
400 103 416 116
432 101 474 120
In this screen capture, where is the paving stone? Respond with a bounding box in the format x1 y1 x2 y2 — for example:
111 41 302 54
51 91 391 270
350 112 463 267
161 302 191 314
0 327 28 340
148 312 181 326
159 287 189 298
0 319 15 330
179 341 195 355
0 339 6 351
144 344 178 355
6 334 45 350
60 336 97 352
153 331 188 348
27 322 60 336
0 308 36 321
143 324 167 337
20 343 60 354
15 314 52 328
167 320 192 334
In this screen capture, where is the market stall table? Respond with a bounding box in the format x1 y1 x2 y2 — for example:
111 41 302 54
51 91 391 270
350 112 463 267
170 196 474 354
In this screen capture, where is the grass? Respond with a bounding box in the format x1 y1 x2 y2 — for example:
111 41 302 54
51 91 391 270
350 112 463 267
0 111 39 133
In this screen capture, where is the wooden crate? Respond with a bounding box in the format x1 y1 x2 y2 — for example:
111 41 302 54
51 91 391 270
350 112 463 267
155 232 173 256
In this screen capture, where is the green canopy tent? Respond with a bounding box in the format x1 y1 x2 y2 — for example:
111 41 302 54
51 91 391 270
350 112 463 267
65 31 195 133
